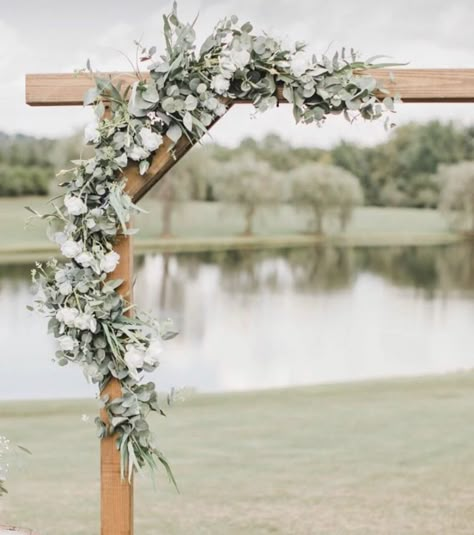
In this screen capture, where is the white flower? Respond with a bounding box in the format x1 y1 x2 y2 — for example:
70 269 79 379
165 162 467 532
61 240 82 259
64 195 88 216
53 232 67 245
58 281 73 296
139 128 163 152
55 269 68 283
124 344 145 374
85 218 96 229
210 74 230 95
74 313 97 332
215 102 227 117
100 251 120 273
128 145 149 161
56 307 79 327
58 335 77 352
230 48 251 70
114 153 128 167
84 121 100 144
219 55 237 75
75 252 94 268
290 51 311 77
144 338 163 366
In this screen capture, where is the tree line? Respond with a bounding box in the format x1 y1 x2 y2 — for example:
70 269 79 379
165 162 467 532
2 120 474 233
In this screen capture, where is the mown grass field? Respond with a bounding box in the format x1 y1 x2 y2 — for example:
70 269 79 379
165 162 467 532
2 374 474 534
0 197 460 262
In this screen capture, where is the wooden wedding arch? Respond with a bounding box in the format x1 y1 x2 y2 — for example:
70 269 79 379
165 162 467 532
24 68 474 535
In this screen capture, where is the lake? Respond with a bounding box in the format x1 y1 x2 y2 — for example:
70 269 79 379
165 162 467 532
1 243 474 400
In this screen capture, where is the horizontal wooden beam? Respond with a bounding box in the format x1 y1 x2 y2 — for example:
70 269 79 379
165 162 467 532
25 68 474 106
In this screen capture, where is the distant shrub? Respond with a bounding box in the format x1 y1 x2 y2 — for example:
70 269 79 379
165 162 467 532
0 164 52 196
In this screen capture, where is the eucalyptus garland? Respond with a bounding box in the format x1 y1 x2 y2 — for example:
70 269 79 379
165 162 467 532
32 2 397 483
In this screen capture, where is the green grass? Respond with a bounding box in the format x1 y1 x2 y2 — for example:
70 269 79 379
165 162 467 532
2 373 474 534
0 197 461 262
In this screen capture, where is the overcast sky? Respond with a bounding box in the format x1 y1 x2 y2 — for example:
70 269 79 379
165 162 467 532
1 0 473 147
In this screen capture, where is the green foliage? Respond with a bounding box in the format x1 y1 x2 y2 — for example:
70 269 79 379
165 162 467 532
331 121 474 208
0 132 88 197
437 161 474 231
151 147 212 236
210 152 282 234
0 164 51 196
289 163 363 233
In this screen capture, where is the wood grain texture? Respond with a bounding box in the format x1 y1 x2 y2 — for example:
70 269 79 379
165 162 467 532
25 69 474 106
100 233 134 535
123 104 231 202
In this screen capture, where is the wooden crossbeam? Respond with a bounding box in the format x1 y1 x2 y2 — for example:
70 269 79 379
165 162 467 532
25 69 474 106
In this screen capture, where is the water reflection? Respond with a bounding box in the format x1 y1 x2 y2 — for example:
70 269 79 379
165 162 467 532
1 243 474 399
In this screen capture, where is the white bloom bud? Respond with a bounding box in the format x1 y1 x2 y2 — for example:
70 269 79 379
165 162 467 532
100 251 120 273
144 338 163 366
61 240 82 259
229 48 251 70
84 121 100 144
53 232 67 245
58 335 77 352
64 195 88 216
56 307 79 327
55 269 68 283
210 74 230 95
128 145 149 161
215 102 227 117
75 252 94 268
74 313 97 332
139 128 163 152
58 281 73 296
290 51 310 77
124 344 145 371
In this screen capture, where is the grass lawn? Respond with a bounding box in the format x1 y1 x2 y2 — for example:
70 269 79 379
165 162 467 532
0 197 461 262
2 373 474 534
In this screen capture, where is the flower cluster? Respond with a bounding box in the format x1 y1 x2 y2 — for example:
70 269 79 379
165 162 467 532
32 2 395 483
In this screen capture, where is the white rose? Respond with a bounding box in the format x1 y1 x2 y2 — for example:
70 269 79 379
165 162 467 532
64 195 88 216
230 48 251 70
290 51 310 77
100 251 120 273
139 128 163 152
56 307 79 327
128 145 149 161
58 281 73 296
84 121 100 144
210 74 230 95
61 240 82 259
75 251 94 268
74 313 97 332
55 269 68 283
215 102 227 117
144 338 163 366
219 55 237 75
53 232 67 245
58 335 77 352
124 344 145 372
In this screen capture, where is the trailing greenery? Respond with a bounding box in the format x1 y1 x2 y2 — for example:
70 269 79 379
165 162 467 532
31 2 394 483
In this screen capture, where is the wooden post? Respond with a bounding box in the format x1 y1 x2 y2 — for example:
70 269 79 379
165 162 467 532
100 233 134 535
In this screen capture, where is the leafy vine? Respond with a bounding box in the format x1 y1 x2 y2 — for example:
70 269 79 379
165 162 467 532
32 2 397 483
